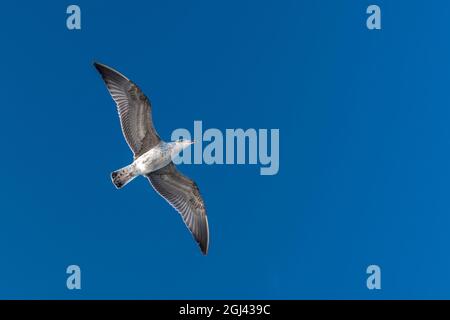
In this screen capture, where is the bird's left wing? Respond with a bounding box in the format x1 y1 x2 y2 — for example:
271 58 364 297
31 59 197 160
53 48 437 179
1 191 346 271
94 62 160 158
147 163 209 255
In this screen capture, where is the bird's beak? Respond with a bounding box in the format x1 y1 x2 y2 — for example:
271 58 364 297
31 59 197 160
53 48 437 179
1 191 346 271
191 140 196 144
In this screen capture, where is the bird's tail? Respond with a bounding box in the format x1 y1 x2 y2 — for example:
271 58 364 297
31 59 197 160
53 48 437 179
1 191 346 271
111 164 137 189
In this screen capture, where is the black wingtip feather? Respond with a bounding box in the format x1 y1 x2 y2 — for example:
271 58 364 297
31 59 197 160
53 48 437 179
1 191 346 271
199 240 208 255
93 62 112 77
199 215 210 255
93 61 103 72
93 62 130 83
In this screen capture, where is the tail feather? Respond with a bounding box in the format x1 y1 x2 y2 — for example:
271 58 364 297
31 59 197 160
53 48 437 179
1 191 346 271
111 164 137 189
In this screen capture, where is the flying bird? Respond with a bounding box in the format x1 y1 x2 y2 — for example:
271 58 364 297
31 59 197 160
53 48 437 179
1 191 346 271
94 62 209 255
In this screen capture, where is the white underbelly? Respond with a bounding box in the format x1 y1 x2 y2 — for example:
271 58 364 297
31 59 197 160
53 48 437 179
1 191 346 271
134 148 171 175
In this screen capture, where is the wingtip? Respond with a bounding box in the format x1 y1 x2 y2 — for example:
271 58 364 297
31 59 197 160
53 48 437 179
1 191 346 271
93 61 105 72
93 62 105 75
200 243 208 255
199 216 210 255
93 62 130 81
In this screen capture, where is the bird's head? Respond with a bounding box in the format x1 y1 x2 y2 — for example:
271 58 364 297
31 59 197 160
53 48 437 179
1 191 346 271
171 139 195 158
175 138 195 148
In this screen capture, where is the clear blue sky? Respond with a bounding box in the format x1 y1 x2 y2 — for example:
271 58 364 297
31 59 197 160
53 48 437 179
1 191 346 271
0 0 450 299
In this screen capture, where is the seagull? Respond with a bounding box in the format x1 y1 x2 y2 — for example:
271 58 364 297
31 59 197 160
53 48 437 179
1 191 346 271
94 62 209 255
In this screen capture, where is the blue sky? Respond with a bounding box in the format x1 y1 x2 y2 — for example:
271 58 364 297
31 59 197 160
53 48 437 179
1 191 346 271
0 0 450 299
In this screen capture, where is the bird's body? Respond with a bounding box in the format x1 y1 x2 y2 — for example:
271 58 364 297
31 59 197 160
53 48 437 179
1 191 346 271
134 141 172 175
94 62 209 254
111 141 193 188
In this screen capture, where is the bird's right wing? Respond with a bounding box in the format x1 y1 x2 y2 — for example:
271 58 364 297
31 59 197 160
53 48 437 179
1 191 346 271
94 62 160 158
147 163 209 255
